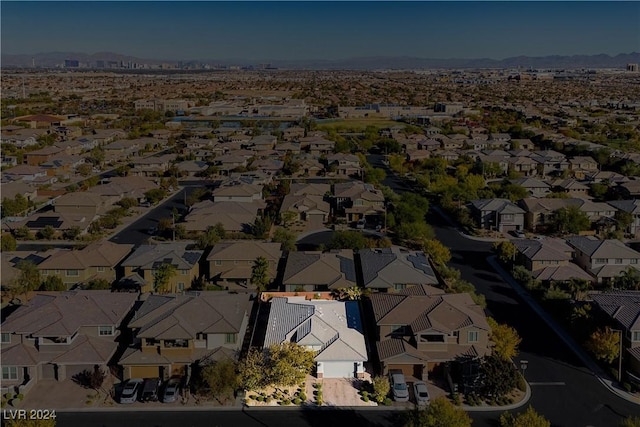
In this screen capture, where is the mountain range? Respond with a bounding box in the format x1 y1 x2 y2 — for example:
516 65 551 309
2 51 639 70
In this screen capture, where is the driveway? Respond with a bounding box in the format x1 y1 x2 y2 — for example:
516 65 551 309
19 379 110 410
309 375 376 407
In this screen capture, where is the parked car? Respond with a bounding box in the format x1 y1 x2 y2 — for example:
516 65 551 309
389 371 409 402
161 377 182 403
513 229 526 238
120 378 143 404
413 381 430 406
356 219 366 229
140 377 161 402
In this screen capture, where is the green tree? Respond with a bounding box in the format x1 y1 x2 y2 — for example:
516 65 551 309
251 215 273 238
116 197 138 210
328 230 367 250
202 359 238 404
251 256 270 291
281 211 298 228
39 275 66 291
266 342 316 388
38 225 56 240
13 260 41 297
403 396 472 427
621 417 640 427
1 194 30 217
487 317 522 360
1 233 17 251
549 206 590 235
478 354 519 401
5 419 57 427
500 406 550 427
196 223 226 249
63 226 82 240
14 225 34 240
143 188 167 205
493 240 517 265
76 163 93 177
424 239 451 266
238 348 267 390
586 327 620 364
85 278 112 290
564 278 592 300
613 267 640 290
371 375 391 403
396 222 435 245
153 262 177 294
272 228 297 252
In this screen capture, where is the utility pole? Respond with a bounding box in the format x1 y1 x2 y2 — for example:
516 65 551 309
612 328 623 382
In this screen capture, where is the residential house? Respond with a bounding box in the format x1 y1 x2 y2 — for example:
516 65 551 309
0 291 137 396
566 236 640 284
619 180 640 199
280 194 330 225
532 150 569 177
609 200 640 238
552 179 590 198
333 182 385 222
263 296 367 379
369 285 490 380
24 146 65 166
290 183 331 197
590 292 640 380
358 247 438 292
300 136 335 155
2 165 47 183
282 250 357 292
119 292 253 380
212 181 263 203
295 156 324 177
54 192 114 217
275 141 302 155
510 177 550 198
1 251 47 287
207 241 282 288
40 155 85 177
326 154 361 177
247 135 277 151
569 156 599 179
183 200 263 234
174 160 208 176
37 241 133 287
468 199 525 233
130 154 173 177
508 157 539 177
120 243 203 293
251 159 284 174
510 139 535 150
214 154 249 174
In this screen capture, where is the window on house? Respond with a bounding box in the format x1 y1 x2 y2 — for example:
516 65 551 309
615 259 623 264
1 333 10 344
225 333 237 344
97 266 105 273
214 260 222 266
420 334 445 343
394 284 407 291
633 331 640 342
98 326 114 336
501 214 514 221
66 269 79 277
595 259 606 264
180 269 188 275
2 367 17 380
468 331 479 343
632 259 638 265
177 282 185 291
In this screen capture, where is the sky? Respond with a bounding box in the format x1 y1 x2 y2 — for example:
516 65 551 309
2 1 639 61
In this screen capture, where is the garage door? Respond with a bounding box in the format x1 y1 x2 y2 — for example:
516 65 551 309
387 364 413 378
42 363 57 380
130 366 160 378
322 362 355 378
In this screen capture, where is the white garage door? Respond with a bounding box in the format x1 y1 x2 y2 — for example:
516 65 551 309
322 361 355 378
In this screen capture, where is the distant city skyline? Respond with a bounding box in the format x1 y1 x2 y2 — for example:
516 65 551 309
2 2 639 61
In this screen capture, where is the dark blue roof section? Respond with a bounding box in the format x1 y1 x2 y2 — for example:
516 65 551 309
339 255 357 282
345 301 363 334
183 251 203 266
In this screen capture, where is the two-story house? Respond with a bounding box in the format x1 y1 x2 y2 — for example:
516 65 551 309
37 241 133 287
207 241 282 289
0 291 137 396
609 200 640 238
566 236 640 284
119 243 204 293
326 153 362 177
590 291 640 381
263 296 367 379
512 238 593 284
468 199 525 233
282 250 357 292
368 284 490 381
118 291 253 380
333 181 385 222
357 247 438 292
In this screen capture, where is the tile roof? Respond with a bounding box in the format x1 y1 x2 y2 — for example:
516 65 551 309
591 291 640 332
121 243 203 270
359 247 438 288
282 250 356 289
566 236 640 259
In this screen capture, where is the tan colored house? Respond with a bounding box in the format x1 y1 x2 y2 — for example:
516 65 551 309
120 243 204 293
207 241 282 288
369 285 490 381
566 236 640 284
282 250 357 292
54 192 115 217
0 291 137 396
183 200 263 233
38 241 133 287
118 291 253 380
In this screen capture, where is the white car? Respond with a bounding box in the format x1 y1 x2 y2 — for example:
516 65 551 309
413 381 430 406
120 378 144 404
390 372 409 402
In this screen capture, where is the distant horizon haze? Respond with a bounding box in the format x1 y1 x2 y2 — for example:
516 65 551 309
2 2 639 61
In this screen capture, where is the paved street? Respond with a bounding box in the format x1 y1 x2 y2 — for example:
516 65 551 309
427 209 640 426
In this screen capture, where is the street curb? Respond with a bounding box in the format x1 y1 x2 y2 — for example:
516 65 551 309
487 255 640 406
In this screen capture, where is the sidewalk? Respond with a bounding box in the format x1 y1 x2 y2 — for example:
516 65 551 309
487 255 640 406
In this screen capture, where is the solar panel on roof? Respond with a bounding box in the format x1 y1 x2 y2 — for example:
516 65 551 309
25 217 63 229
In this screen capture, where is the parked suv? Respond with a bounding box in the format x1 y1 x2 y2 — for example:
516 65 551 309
139 377 161 402
389 370 409 402
120 378 143 404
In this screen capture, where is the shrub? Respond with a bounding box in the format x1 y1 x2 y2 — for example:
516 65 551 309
299 392 307 401
517 374 527 392
15 394 23 401
282 398 291 405
361 390 369 398
383 397 392 406
256 396 264 402
293 398 301 405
